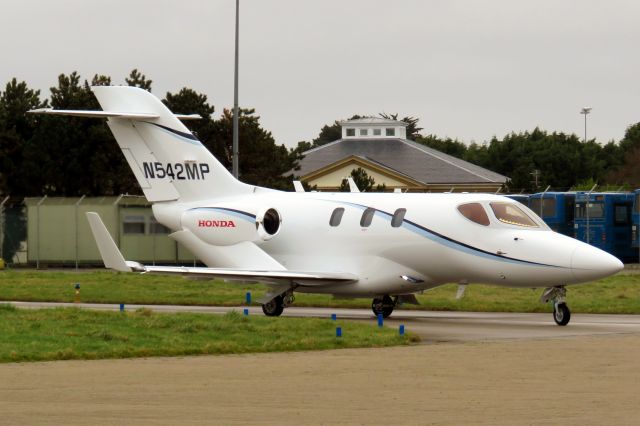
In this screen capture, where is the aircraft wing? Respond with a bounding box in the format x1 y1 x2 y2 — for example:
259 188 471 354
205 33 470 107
135 265 357 285
86 212 357 286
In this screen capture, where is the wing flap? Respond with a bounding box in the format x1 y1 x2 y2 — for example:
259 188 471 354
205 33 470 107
141 265 357 286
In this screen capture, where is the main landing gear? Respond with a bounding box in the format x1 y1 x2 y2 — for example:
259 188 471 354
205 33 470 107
540 286 571 326
261 290 295 317
371 295 397 318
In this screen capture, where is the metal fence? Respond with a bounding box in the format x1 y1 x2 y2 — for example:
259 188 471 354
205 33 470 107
0 195 198 269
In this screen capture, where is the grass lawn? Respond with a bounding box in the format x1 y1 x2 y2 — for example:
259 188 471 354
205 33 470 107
0 304 414 363
1 270 640 314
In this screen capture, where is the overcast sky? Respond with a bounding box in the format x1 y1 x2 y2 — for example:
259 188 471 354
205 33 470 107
2 0 639 147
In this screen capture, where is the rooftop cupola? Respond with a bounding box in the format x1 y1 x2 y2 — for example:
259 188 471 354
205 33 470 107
340 117 408 139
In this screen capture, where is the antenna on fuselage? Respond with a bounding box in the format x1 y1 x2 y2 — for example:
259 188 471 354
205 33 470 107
293 181 305 193
347 177 360 193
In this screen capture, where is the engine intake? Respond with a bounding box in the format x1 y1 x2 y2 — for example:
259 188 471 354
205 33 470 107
256 208 281 240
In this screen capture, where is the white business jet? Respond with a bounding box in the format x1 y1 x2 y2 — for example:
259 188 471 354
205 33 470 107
29 86 623 325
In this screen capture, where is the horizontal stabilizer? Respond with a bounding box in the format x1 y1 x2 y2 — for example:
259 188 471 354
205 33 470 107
27 108 201 121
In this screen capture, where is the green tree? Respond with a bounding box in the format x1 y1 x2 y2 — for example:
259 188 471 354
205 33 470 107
125 69 152 91
212 108 300 189
0 78 48 195
0 79 46 263
339 167 385 192
26 72 138 196
480 128 604 192
605 123 640 187
414 134 467 158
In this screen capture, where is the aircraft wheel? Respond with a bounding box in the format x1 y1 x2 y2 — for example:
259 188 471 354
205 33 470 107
553 302 571 326
371 296 394 318
262 295 284 317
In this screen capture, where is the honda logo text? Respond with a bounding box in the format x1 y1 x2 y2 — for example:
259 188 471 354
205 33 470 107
198 220 236 228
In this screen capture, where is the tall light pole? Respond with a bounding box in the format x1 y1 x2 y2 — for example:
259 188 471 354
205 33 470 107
580 107 592 143
232 0 240 178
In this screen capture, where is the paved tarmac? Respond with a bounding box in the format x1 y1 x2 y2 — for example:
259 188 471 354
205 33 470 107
7 300 640 343
4 301 640 424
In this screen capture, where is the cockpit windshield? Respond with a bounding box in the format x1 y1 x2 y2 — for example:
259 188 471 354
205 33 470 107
490 202 538 228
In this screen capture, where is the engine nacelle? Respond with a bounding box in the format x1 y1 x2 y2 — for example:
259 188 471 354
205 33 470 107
181 206 282 246
181 208 258 246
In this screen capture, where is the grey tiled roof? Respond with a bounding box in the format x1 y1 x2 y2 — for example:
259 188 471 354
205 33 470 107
296 138 508 184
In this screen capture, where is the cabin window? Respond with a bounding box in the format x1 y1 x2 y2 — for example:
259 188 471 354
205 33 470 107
329 207 345 227
635 194 640 214
490 202 538 227
457 203 490 226
373 129 381 136
123 215 146 234
346 128 355 137
360 129 368 136
150 217 170 234
391 208 406 227
385 128 395 136
360 207 375 227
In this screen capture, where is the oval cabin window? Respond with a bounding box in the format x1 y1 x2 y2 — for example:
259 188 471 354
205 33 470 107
360 208 375 227
391 208 406 228
329 208 345 227
457 203 490 226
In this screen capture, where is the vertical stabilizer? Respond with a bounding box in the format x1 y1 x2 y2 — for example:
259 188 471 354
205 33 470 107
91 86 251 202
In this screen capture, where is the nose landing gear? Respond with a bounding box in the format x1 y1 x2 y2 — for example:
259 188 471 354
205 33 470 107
541 286 571 326
371 295 396 318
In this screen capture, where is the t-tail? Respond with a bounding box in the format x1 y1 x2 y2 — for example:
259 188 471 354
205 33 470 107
29 86 252 202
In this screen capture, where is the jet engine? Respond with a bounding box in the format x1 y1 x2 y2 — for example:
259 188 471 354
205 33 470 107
181 206 281 246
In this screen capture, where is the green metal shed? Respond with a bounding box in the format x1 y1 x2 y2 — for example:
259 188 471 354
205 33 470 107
25 196 197 266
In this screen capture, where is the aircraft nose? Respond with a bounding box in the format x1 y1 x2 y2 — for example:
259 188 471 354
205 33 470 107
571 243 624 282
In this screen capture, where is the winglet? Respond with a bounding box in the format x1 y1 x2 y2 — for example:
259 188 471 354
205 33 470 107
86 212 133 272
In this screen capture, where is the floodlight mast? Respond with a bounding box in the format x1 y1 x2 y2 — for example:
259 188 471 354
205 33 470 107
580 107 592 143
232 0 240 179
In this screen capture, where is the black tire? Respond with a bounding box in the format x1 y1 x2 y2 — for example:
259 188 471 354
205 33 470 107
371 295 394 318
262 295 284 317
553 303 571 326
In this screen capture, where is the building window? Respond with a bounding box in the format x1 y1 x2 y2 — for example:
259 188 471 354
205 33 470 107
373 129 381 136
576 203 605 219
360 129 368 136
346 128 356 137
150 217 170 234
123 215 146 234
386 128 395 136
529 198 557 218
391 208 406 227
329 208 345 227
614 204 630 225
360 208 375 227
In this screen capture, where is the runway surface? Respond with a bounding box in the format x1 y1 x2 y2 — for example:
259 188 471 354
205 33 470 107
6 300 640 343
